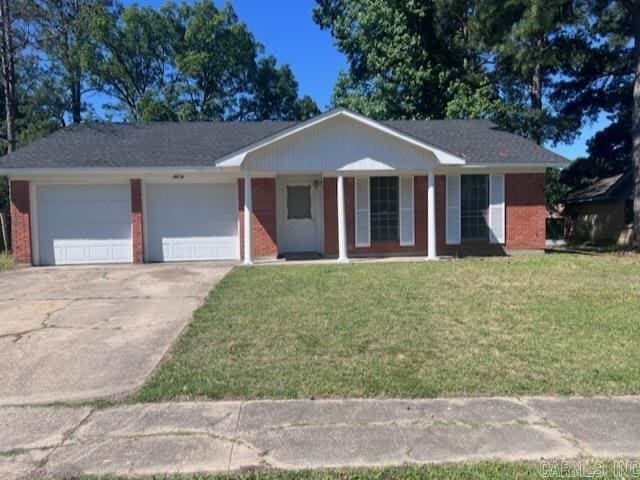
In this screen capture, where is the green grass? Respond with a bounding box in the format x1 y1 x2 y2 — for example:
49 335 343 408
0 252 12 271
136 253 640 401
75 461 634 479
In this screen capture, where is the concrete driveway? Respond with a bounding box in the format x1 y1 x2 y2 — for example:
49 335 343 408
0 263 232 406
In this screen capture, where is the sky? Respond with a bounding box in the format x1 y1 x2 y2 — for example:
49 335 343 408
120 0 608 161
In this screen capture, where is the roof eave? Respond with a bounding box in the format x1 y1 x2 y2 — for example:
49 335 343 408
0 166 222 175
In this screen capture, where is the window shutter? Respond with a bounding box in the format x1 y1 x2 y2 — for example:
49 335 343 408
399 176 415 246
446 175 461 245
489 174 505 244
355 177 370 247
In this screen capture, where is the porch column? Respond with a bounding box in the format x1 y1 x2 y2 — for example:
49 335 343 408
243 171 253 265
427 169 438 260
337 173 349 263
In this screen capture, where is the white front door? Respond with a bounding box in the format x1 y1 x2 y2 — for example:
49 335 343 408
36 184 133 266
276 176 323 254
145 183 239 262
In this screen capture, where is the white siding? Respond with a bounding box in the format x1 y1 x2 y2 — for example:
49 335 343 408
245 115 438 172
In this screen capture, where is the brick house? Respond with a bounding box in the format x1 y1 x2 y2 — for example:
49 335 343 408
1 109 566 266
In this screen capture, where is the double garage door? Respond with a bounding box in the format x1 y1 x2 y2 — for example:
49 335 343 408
36 183 239 266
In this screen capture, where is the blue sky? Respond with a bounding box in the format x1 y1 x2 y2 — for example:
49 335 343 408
120 0 606 161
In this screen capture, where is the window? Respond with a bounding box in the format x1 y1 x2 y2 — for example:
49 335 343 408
461 175 489 241
625 199 634 225
370 177 398 241
286 185 311 219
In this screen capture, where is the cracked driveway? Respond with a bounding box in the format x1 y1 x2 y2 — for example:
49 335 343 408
0 263 232 406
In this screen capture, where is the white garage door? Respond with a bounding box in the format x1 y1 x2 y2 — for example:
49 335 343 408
145 183 239 262
37 184 133 266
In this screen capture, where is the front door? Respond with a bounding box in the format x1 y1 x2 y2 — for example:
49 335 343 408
277 176 323 254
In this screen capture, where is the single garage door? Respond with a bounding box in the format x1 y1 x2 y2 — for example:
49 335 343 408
145 183 239 262
37 184 133 266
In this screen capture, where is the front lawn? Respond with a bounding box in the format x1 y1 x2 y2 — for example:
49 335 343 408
80 461 622 479
137 253 640 401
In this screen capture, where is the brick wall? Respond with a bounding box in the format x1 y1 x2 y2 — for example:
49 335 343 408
323 178 338 256
324 176 428 256
130 179 144 264
10 180 32 264
505 173 546 250
436 173 546 255
238 178 278 258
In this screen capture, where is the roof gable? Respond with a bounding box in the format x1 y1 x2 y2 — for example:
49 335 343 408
216 109 466 168
243 113 445 173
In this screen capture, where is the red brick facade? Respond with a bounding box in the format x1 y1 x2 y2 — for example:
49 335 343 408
9 180 32 264
11 172 545 266
324 176 429 256
436 173 546 255
505 173 546 250
327 173 546 258
238 178 278 258
130 179 144 264
323 178 339 256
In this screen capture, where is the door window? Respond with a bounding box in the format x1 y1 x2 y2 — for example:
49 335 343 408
287 185 312 219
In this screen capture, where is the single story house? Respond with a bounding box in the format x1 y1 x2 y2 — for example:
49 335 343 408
1 108 567 266
564 171 634 246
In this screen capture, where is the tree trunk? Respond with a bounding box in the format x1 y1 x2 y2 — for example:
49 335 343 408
632 12 640 250
530 61 543 145
622 0 640 250
0 0 17 153
71 79 81 124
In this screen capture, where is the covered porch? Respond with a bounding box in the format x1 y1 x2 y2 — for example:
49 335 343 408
241 171 438 264
221 109 462 265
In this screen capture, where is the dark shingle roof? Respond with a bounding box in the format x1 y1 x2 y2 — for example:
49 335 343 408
386 119 567 165
0 121 296 169
565 171 633 205
0 115 567 169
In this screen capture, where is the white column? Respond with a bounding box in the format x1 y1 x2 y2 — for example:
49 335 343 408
337 173 349 263
427 169 438 260
243 171 253 266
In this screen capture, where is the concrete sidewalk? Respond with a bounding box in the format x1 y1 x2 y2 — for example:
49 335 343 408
2 396 640 479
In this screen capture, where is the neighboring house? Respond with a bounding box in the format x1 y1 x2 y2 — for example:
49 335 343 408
564 171 634 246
0 108 567 266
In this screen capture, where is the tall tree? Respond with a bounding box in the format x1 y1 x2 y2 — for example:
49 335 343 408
88 3 171 120
0 0 19 151
237 55 319 121
33 0 109 123
313 0 478 120
167 0 257 120
553 0 637 246
471 0 579 144
619 0 640 248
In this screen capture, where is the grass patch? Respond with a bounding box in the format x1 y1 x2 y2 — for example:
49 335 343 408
137 254 640 401
0 252 13 271
75 461 631 479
